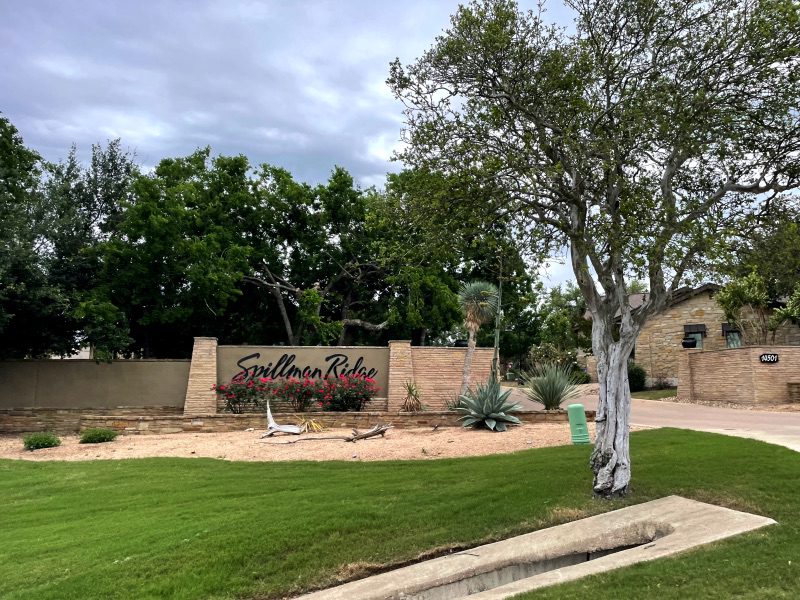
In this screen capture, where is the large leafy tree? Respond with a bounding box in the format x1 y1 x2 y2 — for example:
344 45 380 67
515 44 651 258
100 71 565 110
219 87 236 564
42 140 138 357
389 0 800 496
0 115 64 357
88 149 252 357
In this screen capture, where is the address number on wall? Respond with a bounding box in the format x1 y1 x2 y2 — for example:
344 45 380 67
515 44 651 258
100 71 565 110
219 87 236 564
759 353 779 363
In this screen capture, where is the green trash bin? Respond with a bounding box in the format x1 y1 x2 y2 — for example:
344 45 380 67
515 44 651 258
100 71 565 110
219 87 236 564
567 404 591 445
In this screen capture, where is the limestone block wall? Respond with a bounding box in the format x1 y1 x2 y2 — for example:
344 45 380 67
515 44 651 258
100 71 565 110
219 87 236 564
678 346 800 404
385 342 494 410
411 346 493 408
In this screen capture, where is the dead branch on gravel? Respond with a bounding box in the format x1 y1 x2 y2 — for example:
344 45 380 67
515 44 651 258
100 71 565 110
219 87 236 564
262 424 393 444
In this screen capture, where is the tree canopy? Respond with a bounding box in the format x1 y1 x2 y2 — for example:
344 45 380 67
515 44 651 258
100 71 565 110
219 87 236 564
1 116 535 359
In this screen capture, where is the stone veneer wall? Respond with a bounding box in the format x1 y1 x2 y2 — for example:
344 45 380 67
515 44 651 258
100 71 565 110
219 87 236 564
0 339 497 433
385 341 494 411
0 406 182 434
0 407 590 435
678 346 800 404
80 409 589 435
411 346 493 407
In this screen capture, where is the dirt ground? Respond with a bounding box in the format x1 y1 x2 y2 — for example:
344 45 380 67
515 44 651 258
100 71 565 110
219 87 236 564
0 422 601 463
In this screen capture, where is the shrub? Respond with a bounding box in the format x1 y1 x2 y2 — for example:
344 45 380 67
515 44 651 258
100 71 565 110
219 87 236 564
23 432 61 451
572 369 591 384
216 374 380 413
213 375 266 413
317 374 379 412
527 343 590 385
521 363 581 410
80 428 119 444
276 377 319 412
628 362 647 392
455 379 522 432
527 343 578 370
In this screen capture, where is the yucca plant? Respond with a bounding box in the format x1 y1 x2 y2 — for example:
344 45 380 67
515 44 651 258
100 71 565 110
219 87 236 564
455 379 521 432
457 281 499 395
521 363 581 410
401 381 423 412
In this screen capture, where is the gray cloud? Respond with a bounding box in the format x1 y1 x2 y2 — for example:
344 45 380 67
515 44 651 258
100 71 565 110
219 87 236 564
1 0 571 187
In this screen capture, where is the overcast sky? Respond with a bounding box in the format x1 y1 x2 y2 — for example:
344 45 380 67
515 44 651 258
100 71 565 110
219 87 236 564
1 0 575 284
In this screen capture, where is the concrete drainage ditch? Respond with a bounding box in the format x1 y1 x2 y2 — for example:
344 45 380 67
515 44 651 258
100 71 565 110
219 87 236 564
297 496 775 600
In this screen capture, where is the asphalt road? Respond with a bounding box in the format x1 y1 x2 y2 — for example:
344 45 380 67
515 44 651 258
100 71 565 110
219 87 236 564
511 388 800 452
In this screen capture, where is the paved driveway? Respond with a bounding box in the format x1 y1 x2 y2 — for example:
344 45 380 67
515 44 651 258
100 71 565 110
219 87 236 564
509 387 800 452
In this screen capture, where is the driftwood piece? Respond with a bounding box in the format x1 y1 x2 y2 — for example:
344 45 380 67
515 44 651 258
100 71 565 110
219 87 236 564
346 424 393 442
263 423 393 444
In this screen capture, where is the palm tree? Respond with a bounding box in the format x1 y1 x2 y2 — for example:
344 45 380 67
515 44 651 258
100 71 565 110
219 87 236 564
458 281 499 395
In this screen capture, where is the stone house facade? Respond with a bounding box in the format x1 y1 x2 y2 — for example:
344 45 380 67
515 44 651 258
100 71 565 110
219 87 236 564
636 284 800 385
587 284 800 386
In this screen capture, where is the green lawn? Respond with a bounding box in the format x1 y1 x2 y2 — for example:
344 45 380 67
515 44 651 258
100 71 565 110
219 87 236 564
631 388 678 400
1 429 797 599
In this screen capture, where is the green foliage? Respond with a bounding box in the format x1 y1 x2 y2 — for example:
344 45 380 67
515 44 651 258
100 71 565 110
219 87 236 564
521 363 580 410
22 432 61 450
627 363 647 393
537 284 591 352
79 428 119 444
89 149 252 357
527 343 578 370
316 375 378 412
772 284 800 326
0 116 73 358
526 343 589 384
455 379 521 431
715 202 800 300
297 289 343 345
716 272 774 345
572 369 591 385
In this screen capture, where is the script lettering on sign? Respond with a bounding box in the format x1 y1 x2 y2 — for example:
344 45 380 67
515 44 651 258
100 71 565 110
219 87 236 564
234 352 379 382
759 353 779 364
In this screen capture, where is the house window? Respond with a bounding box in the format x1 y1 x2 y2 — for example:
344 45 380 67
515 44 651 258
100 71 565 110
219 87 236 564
684 324 706 349
722 323 742 348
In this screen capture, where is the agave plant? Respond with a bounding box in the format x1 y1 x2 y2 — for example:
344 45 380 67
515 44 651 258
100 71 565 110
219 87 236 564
521 363 581 410
455 379 521 432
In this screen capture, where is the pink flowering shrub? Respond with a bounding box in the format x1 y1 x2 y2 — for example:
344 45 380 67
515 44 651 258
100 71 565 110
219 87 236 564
213 373 379 413
317 374 379 412
212 375 267 414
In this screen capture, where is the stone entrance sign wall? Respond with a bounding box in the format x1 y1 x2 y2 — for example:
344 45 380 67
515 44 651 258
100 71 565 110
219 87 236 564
217 345 390 393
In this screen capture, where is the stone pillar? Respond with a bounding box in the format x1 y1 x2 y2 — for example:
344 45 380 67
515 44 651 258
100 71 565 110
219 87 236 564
387 340 413 412
183 337 219 416
676 348 698 402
